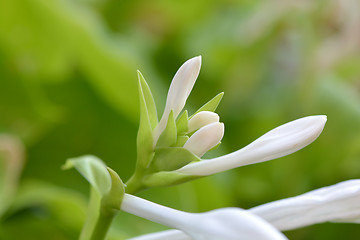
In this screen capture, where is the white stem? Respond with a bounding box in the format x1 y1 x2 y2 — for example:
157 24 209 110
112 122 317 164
121 194 190 229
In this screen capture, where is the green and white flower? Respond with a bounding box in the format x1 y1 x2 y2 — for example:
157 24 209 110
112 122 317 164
126 56 327 192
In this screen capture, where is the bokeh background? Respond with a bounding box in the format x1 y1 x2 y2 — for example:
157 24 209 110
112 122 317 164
1 0 360 239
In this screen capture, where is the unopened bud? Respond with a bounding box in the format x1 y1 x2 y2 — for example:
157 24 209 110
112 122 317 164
188 111 220 133
184 122 224 157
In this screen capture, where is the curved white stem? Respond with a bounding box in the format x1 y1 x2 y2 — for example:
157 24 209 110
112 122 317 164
121 194 190 229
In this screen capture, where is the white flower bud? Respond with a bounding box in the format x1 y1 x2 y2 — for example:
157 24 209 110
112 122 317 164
183 122 224 157
153 56 202 146
188 111 220 133
177 115 327 175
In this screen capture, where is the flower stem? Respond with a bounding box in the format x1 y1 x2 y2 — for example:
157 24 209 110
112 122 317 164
125 172 145 194
90 209 116 240
80 188 100 240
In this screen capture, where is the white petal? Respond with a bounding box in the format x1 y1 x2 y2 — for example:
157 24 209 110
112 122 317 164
250 179 360 231
184 122 224 157
186 208 287 240
127 230 191 240
176 115 327 175
121 194 287 240
188 111 220 133
153 56 202 145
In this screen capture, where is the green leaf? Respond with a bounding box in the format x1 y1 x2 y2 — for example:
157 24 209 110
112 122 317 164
137 71 158 129
176 110 189 135
156 110 177 147
63 155 111 196
136 76 155 169
151 147 200 172
176 135 189 147
190 92 224 118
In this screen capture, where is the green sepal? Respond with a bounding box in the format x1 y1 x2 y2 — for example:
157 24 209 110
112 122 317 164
136 73 155 169
63 155 111 197
151 147 200 172
101 168 125 212
190 92 224 118
156 110 177 147
176 110 189 135
144 171 201 188
137 71 158 129
175 135 189 147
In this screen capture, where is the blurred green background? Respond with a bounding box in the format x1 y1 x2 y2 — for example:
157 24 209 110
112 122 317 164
0 0 360 239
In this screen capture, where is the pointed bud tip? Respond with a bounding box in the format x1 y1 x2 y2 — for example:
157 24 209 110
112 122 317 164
318 115 327 123
186 55 202 67
303 115 327 132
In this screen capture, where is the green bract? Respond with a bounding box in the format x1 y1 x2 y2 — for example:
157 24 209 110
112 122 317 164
157 111 177 147
136 72 157 170
190 92 224 118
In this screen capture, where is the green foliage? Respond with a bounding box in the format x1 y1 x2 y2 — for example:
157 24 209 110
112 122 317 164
1 0 360 239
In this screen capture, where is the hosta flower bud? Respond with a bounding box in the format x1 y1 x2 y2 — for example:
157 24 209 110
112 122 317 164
188 111 220 133
184 122 224 157
177 115 327 175
153 56 201 145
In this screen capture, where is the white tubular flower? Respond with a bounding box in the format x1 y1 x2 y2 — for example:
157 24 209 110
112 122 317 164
249 179 360 231
176 115 327 176
127 180 360 240
153 56 202 145
188 111 220 133
128 230 190 240
121 194 287 240
183 122 224 157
